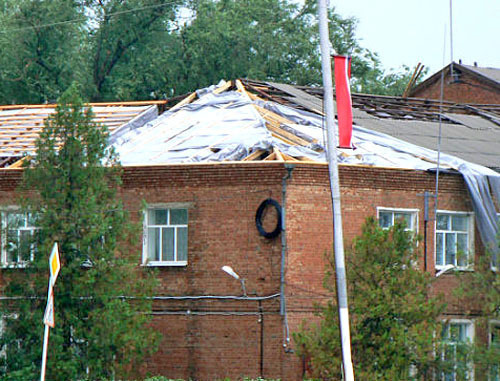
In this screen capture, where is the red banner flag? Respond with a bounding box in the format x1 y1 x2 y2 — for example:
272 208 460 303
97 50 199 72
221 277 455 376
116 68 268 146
334 56 353 149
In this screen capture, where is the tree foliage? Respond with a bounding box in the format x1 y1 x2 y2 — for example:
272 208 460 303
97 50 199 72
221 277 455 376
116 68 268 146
295 217 446 380
455 232 500 380
0 0 417 104
0 85 159 380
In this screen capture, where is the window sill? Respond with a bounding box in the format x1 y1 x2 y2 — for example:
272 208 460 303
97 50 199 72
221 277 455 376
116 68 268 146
142 261 187 267
435 265 473 273
1 262 30 269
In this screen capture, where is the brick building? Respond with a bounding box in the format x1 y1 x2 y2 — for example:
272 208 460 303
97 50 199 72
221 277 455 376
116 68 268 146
409 61 500 104
0 81 499 380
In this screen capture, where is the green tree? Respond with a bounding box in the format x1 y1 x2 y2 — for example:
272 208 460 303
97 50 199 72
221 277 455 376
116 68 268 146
0 0 418 103
0 84 159 380
0 0 85 104
0 0 183 103
295 217 446 380
455 233 500 380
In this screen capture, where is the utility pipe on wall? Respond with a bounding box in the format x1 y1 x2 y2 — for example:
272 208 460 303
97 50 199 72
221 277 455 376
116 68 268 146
280 163 294 349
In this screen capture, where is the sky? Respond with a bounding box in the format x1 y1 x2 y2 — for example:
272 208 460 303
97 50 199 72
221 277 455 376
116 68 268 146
329 0 500 78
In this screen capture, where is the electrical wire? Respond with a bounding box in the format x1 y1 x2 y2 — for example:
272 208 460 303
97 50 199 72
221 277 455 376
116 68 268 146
0 0 186 34
0 0 309 35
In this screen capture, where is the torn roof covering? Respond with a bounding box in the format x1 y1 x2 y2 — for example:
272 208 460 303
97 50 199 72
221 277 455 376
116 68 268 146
111 80 457 171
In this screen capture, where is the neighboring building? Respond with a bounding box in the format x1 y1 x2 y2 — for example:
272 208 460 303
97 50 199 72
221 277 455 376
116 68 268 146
0 81 498 380
409 61 500 104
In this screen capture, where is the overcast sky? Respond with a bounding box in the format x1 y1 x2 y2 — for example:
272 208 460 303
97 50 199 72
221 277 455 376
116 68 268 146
329 0 500 78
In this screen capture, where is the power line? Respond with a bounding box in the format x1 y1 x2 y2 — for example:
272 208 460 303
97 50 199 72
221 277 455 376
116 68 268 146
0 0 186 35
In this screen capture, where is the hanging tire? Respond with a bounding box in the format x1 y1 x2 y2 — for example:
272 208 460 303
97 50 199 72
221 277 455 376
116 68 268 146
255 198 282 239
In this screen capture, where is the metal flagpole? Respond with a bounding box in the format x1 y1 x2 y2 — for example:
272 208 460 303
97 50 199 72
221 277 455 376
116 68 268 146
317 1 355 380
40 293 51 381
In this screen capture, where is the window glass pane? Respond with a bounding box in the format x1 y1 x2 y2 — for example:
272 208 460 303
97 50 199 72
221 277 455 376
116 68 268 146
437 214 449 230
177 227 188 261
379 211 392 228
458 324 467 342
27 213 38 227
452 215 468 231
491 325 500 347
170 209 188 225
147 227 160 261
445 233 456 265
441 324 449 339
7 213 24 229
457 234 468 267
436 233 444 266
19 230 32 262
162 227 174 261
394 212 411 228
6 229 18 263
148 209 167 225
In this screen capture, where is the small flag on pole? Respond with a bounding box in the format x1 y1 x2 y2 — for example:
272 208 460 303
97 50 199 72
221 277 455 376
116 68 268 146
334 55 354 149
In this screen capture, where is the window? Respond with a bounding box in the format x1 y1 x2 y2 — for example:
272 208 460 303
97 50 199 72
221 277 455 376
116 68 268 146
436 212 474 269
378 208 418 231
441 320 474 381
143 207 188 266
1 210 38 266
490 322 500 381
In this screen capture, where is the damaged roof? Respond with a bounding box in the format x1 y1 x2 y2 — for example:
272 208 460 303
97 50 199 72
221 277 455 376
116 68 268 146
239 79 500 172
0 79 499 173
0 101 164 167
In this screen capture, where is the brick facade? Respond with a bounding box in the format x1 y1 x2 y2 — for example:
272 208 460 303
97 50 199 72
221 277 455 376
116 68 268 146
0 163 488 380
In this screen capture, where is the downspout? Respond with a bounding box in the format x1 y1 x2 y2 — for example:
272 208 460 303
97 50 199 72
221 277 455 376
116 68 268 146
281 163 295 349
258 299 264 378
423 191 430 272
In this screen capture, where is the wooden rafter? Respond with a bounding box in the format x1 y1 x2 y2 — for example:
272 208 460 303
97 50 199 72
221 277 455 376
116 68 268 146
242 149 266 161
253 105 316 146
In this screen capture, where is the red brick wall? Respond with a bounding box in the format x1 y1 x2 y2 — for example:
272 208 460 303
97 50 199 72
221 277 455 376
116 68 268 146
0 163 486 380
283 164 478 379
411 69 500 104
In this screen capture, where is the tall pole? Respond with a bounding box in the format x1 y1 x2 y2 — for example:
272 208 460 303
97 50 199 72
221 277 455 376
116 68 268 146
317 1 355 380
40 324 50 381
40 282 53 381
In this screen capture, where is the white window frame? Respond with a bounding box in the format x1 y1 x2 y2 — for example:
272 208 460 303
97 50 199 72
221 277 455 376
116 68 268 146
441 319 475 381
489 320 500 381
377 207 419 232
435 211 474 271
142 203 190 267
0 207 38 268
